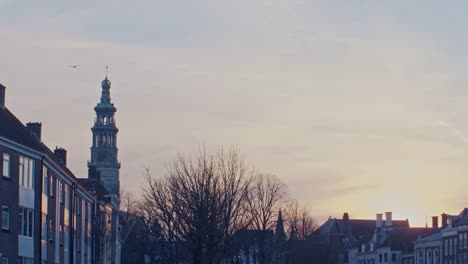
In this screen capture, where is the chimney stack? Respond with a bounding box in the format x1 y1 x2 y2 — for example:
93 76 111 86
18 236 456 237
54 147 67 166
441 213 448 228
26 122 42 141
432 216 439 228
376 213 383 228
385 212 393 228
0 83 5 107
343 212 350 221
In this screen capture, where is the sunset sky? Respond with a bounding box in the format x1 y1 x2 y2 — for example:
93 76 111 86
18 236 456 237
1 0 467 226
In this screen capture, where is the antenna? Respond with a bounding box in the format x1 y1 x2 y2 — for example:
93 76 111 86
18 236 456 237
105 65 109 77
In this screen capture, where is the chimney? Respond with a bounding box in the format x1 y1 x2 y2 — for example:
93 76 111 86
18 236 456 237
385 212 392 228
441 213 448 228
26 122 42 141
376 213 383 228
432 216 439 229
343 212 350 221
54 147 67 166
0 83 5 107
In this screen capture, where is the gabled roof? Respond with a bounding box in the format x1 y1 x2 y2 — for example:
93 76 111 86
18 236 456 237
0 105 95 199
453 208 468 226
0 106 46 152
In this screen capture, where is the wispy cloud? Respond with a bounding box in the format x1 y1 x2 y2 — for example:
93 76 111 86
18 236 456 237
1 0 468 226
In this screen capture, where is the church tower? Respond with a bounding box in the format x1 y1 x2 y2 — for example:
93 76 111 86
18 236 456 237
88 76 120 196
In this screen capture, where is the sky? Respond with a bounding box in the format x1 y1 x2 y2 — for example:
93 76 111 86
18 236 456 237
1 0 468 227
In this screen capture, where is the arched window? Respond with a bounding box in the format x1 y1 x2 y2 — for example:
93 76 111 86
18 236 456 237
427 250 432 264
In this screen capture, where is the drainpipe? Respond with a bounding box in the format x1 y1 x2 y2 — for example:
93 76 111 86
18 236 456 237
70 182 77 264
38 156 45 263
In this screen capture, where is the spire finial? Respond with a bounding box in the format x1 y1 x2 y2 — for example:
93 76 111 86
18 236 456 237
105 65 109 78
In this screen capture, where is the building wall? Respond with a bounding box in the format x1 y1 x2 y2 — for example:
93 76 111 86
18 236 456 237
0 144 20 264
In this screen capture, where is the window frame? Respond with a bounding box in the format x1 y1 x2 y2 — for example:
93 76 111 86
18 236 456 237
18 207 34 237
2 153 10 179
49 176 54 198
42 166 48 195
1 206 9 231
19 156 35 189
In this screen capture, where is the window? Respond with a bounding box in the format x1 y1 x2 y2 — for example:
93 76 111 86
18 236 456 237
465 233 468 249
59 182 64 204
2 153 10 178
17 257 33 264
19 156 34 189
384 253 388 262
48 219 53 243
76 198 81 215
18 207 34 237
392 253 396 262
49 176 54 198
65 185 70 210
59 224 63 246
2 206 9 230
1 257 8 264
42 166 48 195
41 214 47 241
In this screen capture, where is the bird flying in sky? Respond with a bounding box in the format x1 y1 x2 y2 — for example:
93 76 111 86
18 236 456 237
69 64 79 69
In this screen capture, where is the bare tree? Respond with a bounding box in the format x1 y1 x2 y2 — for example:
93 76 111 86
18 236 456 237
284 201 318 240
142 148 252 264
119 189 137 246
246 173 288 264
247 174 288 231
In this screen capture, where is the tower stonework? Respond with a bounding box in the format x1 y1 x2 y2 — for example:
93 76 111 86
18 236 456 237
88 76 121 196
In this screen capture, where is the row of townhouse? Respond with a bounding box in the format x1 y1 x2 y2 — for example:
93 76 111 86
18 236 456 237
337 209 468 264
311 209 467 264
0 84 116 264
414 209 468 264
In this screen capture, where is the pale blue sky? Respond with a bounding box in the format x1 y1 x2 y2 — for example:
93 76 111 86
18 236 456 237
1 0 468 226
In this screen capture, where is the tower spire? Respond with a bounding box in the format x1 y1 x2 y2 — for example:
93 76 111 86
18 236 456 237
275 208 286 241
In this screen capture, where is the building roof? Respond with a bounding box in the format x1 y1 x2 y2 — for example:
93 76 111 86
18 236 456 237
0 105 46 152
452 208 468 226
314 217 410 247
379 227 436 252
233 229 274 244
0 104 95 199
77 178 110 202
414 230 443 244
